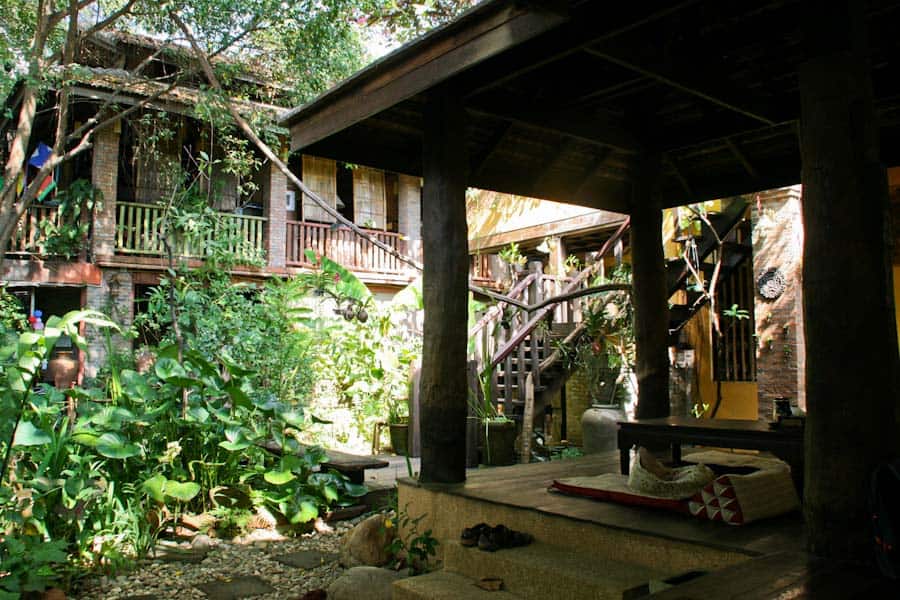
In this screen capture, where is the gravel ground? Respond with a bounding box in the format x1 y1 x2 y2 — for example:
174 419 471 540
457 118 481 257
72 518 364 600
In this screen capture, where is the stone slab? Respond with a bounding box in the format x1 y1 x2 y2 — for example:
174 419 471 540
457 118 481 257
273 550 340 569
194 575 275 600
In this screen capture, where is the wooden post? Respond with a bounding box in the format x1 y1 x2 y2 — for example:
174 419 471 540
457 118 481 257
630 155 670 419
419 86 469 484
799 0 900 559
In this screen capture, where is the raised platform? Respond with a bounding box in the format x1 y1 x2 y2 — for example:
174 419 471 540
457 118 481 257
397 452 804 575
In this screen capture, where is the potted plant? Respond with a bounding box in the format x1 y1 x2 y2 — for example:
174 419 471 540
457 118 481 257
387 396 410 456
563 254 583 277
469 361 517 466
498 242 527 274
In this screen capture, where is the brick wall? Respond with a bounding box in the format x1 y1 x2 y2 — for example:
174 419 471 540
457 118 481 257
751 185 805 418
563 370 592 445
83 269 133 377
91 124 120 258
265 162 286 268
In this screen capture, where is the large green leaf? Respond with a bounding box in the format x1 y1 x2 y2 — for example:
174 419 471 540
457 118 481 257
165 480 201 502
95 432 141 459
142 474 167 502
288 496 319 524
142 475 201 503
13 421 52 446
280 409 306 428
264 470 296 485
154 358 198 387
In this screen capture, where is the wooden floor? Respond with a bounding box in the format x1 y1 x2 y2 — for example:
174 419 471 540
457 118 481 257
445 451 804 558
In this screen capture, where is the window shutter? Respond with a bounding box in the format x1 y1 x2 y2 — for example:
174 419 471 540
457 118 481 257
353 167 386 229
301 155 337 222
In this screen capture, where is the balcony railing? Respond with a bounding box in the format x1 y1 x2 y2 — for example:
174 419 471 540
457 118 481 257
286 220 414 276
116 202 266 263
6 205 61 255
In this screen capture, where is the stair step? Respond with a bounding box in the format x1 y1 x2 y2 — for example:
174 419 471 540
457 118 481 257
443 540 670 600
393 570 523 600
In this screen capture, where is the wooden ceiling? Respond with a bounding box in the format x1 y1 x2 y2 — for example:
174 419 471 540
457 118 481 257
283 0 900 214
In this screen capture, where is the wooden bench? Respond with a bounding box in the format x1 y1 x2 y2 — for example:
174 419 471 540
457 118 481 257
260 440 389 484
319 447 389 484
617 416 804 494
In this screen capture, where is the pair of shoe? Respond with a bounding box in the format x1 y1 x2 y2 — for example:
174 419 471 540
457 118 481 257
460 523 533 552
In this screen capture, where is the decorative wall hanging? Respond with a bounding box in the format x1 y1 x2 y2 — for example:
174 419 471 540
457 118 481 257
757 268 786 299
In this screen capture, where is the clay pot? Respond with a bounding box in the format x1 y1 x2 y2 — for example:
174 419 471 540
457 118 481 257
46 350 77 388
581 404 626 454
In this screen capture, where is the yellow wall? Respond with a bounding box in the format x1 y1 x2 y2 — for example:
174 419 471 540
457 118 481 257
681 304 759 420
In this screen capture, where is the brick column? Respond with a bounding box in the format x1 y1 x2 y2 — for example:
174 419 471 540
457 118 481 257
751 185 805 417
265 162 287 269
398 174 422 263
90 124 120 259
83 269 133 378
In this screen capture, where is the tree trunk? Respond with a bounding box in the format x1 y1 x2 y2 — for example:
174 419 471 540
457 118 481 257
630 155 670 419
800 0 900 560
418 86 469 484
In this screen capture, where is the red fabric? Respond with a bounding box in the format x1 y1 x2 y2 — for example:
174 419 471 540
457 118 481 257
549 480 691 514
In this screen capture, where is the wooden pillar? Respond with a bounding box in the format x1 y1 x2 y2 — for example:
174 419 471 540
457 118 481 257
799 1 900 559
419 86 469 484
630 155 670 419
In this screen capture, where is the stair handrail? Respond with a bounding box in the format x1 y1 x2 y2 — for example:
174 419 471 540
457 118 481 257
468 273 537 340
489 217 631 370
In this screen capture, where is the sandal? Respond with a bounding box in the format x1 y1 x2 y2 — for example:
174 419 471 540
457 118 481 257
461 523 490 547
477 524 533 552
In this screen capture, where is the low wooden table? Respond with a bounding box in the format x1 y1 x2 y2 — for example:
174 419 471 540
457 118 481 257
617 416 804 493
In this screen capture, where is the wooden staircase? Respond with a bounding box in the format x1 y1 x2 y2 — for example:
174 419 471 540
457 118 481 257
665 198 752 343
467 199 752 461
467 220 630 461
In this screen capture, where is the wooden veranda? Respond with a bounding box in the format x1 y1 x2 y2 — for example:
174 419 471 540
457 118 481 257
283 0 900 561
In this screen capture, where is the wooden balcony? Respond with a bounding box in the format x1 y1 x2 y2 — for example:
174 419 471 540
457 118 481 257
285 220 416 277
6 205 60 255
115 201 266 263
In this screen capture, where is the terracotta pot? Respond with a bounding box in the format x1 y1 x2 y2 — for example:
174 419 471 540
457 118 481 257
46 350 77 388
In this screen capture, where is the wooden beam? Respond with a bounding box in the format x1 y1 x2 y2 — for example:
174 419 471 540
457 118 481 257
419 86 469 484
582 46 779 126
528 144 569 190
461 0 708 100
725 138 758 179
287 3 567 149
467 103 640 154
470 122 514 177
665 155 693 197
572 148 613 197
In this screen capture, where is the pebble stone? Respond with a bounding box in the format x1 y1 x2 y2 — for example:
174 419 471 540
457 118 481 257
73 517 366 600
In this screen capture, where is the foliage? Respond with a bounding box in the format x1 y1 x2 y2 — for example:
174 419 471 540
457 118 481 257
302 254 422 445
0 534 68 597
0 309 367 592
134 265 313 405
498 242 527 267
0 289 26 339
563 254 582 273
36 179 99 258
367 0 477 42
722 303 750 321
554 264 634 405
384 504 438 576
